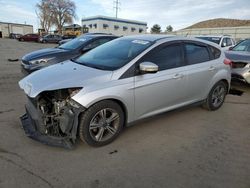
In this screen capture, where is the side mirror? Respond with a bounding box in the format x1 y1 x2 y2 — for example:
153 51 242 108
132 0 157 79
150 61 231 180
228 46 234 50
139 62 158 74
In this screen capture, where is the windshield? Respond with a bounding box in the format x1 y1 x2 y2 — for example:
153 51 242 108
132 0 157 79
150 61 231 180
75 38 153 70
197 37 221 44
232 40 250 52
59 36 92 50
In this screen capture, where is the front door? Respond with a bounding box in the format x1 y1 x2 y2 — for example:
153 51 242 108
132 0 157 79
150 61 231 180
134 42 188 119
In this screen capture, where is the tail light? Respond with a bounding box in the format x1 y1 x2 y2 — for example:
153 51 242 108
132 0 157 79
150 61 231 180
224 58 232 67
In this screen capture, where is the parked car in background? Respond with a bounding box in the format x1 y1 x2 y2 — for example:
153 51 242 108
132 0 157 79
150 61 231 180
196 35 235 50
39 34 62 43
21 34 118 74
9 33 22 39
62 34 76 39
225 39 250 84
19 35 231 148
58 33 112 45
18 34 39 42
58 38 72 45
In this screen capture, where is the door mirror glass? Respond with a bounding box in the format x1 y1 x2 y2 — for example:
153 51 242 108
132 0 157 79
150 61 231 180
139 62 158 74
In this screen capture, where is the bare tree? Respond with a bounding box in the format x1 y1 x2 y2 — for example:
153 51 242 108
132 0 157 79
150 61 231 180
36 0 54 33
50 0 76 34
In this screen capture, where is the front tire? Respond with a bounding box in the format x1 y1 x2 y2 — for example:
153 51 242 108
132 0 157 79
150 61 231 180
79 100 124 147
203 81 227 111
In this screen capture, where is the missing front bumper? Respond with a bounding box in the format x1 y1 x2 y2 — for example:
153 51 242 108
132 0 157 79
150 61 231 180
20 113 74 149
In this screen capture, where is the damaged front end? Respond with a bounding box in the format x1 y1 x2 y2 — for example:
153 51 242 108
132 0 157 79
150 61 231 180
20 88 84 149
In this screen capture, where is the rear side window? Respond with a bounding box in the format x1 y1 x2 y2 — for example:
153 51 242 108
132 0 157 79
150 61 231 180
141 44 183 71
184 43 210 65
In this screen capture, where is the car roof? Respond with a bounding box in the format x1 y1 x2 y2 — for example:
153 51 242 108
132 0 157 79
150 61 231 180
79 34 117 38
196 35 232 38
120 34 175 42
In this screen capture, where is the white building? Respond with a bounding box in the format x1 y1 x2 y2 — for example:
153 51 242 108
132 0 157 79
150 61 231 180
81 15 147 36
0 22 33 38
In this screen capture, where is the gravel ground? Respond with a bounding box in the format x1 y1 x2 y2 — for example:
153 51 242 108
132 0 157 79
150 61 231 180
0 38 250 188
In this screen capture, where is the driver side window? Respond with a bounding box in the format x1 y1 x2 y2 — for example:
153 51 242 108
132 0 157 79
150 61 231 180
140 43 184 71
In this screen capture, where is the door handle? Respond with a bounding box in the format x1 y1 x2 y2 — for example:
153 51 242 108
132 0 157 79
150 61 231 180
173 74 184 79
208 66 216 71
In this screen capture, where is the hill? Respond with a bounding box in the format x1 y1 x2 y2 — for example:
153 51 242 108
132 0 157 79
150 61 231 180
185 18 250 29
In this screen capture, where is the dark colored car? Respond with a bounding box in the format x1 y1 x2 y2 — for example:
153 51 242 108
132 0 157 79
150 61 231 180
19 34 39 42
62 34 77 39
21 34 118 74
58 39 72 45
225 39 250 84
39 34 62 43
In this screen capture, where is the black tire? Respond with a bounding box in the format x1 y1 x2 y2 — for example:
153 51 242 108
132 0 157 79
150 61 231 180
79 100 124 147
203 81 227 111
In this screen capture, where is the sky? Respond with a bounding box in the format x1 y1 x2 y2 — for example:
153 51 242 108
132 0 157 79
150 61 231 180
0 0 250 32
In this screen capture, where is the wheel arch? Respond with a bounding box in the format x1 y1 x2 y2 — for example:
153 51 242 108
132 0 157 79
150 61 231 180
80 98 128 126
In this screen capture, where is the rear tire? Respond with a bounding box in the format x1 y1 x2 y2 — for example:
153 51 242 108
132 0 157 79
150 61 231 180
79 100 124 147
203 81 227 111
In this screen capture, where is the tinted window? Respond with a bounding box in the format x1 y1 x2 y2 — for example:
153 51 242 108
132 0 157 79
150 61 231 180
209 46 221 59
141 44 183 71
75 38 152 70
59 36 92 50
185 43 210 64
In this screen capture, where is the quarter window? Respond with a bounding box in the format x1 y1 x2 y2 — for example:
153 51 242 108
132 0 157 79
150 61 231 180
209 46 221 59
141 44 183 71
184 43 210 64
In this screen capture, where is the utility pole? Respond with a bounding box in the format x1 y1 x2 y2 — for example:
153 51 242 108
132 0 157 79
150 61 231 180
113 0 121 18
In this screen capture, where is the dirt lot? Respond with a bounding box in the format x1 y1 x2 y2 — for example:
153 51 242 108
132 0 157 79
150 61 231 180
0 38 249 188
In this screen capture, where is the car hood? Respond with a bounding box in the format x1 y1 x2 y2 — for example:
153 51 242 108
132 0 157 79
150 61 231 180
19 60 113 98
225 51 250 63
22 47 70 61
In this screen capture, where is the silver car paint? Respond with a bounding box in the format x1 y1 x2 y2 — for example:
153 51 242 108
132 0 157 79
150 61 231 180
19 36 231 124
19 61 113 98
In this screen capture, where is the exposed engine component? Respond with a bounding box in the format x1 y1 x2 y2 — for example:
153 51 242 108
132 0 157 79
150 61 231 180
33 88 82 138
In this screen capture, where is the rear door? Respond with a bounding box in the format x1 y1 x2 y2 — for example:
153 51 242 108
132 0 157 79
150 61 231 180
183 41 219 101
134 42 188 119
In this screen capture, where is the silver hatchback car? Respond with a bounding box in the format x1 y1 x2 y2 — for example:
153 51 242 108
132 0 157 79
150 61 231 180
19 35 231 148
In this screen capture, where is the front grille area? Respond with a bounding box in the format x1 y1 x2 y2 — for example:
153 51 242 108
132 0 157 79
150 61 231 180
232 62 247 68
